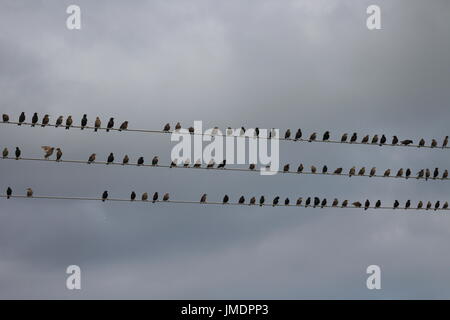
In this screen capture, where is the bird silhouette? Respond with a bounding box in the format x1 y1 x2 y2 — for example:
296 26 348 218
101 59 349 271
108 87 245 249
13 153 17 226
163 193 170 201
364 200 370 210
394 200 400 209
296 197 303 206
433 168 439 179
349 166 356 177
371 135 378 144
137 157 144 166
431 139 438 148
401 139 413 146
175 122 182 131
297 164 304 173
309 132 317 142
200 194 207 203
88 153 96 164
18 112 25 125
352 202 362 208
350 133 357 143
417 169 424 179
443 202 449 210
396 168 404 178
2 114 9 122
361 135 369 144
285 198 290 206
334 167 343 174
163 123 170 131
443 136 449 149
341 200 348 208
27 188 33 198
249 163 256 170
419 138 425 147
81 114 88 129
217 160 226 169
238 196 245 204
417 201 423 209
380 135 386 146
405 200 411 209
15 147 21 160
223 195 229 204
55 116 63 128
131 192 136 201
249 197 256 205
284 129 291 139
341 133 348 142
434 201 440 211
305 197 311 207
6 187 12 199
425 168 431 181
152 156 159 166
107 153 114 164
332 199 339 207
3 147 8 158
383 169 391 177
153 192 159 203
295 129 302 141
443 170 449 180
142 192 149 201
321 165 328 174
106 118 114 132
392 136 399 145
31 113 38 127
313 197 320 208
358 167 366 176
272 196 280 206
321 198 327 208
426 201 432 210
405 168 411 179
102 191 108 202
283 164 290 172
259 196 265 207
375 200 381 208
323 131 330 141
56 148 63 162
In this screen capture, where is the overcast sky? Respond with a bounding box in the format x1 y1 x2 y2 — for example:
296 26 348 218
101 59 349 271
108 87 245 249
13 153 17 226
1 0 450 299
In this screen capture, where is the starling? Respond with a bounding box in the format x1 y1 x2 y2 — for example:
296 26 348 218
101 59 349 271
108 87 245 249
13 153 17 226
401 139 413 146
259 196 265 206
394 200 400 209
249 197 256 205
6 187 12 199
310 165 317 174
284 129 291 139
163 123 170 131
2 147 8 158
153 192 159 203
15 147 21 160
349 166 356 177
41 114 50 127
200 194 207 203
321 198 327 208
152 156 159 166
358 167 366 176
81 114 88 129
175 122 182 131
383 169 391 177
137 157 144 166
396 168 404 178
392 136 399 145
295 129 302 141
254 127 260 138
418 138 425 147
238 196 245 204
334 167 343 174
249 163 256 170
183 158 190 167
217 160 226 169
56 148 63 161
18 112 25 125
55 116 63 128
206 160 215 168
443 136 449 149
163 193 170 201
371 135 378 144
350 133 357 143
119 121 128 131
170 159 178 168
131 191 136 201
361 135 369 144
405 168 411 179
341 133 348 143
41 146 54 159
332 198 339 207
102 191 108 202
297 164 304 173
364 200 370 210
94 117 101 132
106 118 114 132
283 164 290 172
142 192 149 201
31 113 38 127
425 168 431 181
433 168 439 179
417 169 424 179
352 201 362 208
380 135 386 146
122 155 130 165
342 200 349 208
223 195 229 204
426 201 432 210
405 200 411 209
323 131 330 141
417 201 423 209
443 170 449 179
296 197 303 206
272 196 280 206
194 159 202 168
322 165 328 174
188 126 194 134
443 202 449 210
305 197 311 207
434 201 440 211
88 153 96 164
107 153 114 164
431 139 438 148
27 188 33 198
2 114 9 122
65 116 73 129
313 197 320 208
309 132 317 142
375 200 381 208
285 198 290 206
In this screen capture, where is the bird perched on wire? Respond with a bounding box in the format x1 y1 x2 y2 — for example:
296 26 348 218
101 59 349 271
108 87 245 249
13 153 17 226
254 127 260 138
107 153 114 164
249 163 256 170
122 155 129 165
314 197 320 208
285 198 290 206
94 117 101 132
371 135 378 144
31 113 38 127
227 127 233 136
417 169 424 179
401 139 413 146
137 157 144 166
65 116 73 129
217 160 226 169
81 114 88 129
259 196 265 207
142 192 148 201
334 167 343 175
102 191 108 202
170 159 178 168
2 114 9 122
392 136 399 145
41 146 54 159
418 138 425 147
41 114 50 127
3 147 8 159
88 153 96 164
341 200 348 208
380 135 386 146
305 197 311 207
55 116 63 128
311 165 317 174
405 200 411 209
119 121 128 131
341 133 348 143
152 156 159 166
383 169 391 177
188 126 194 135
405 168 411 179
283 164 290 172
164 193 171 201
361 135 369 144
431 139 438 148
238 196 245 204
375 200 381 208
106 118 114 132
425 168 431 181
193 159 201 168
350 133 357 143
443 136 449 149
183 158 190 167
163 123 170 132
443 170 449 180
175 122 182 131
284 129 291 139
272 196 280 206
323 131 330 141
434 201 440 211
443 202 449 210
417 201 423 209
152 192 159 203
15 147 21 160
296 197 303 206
322 165 328 174
206 160 215 169
358 167 366 176
364 200 370 211
18 112 25 125
6 187 12 199
131 191 136 201
223 195 229 204
426 201 432 210
321 198 327 208
249 197 256 205
396 168 404 178
297 164 304 173
393 200 400 209
26 188 33 198
433 168 439 179
309 132 317 142
332 198 339 207
200 194 207 203
352 201 362 208
349 166 356 177
295 129 302 141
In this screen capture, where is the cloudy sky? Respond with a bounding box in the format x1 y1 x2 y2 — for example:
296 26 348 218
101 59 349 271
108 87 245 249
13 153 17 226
1 0 450 299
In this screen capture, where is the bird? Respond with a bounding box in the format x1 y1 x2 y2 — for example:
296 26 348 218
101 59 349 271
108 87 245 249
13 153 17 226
2 114 9 122
379 135 386 146
341 200 348 208
87 153 96 164
18 112 25 125
418 138 425 147
341 133 348 143
259 196 265 206
426 201 432 210
41 114 50 127
433 168 439 179
297 164 304 173
6 187 12 199
309 132 317 142
55 116 63 128
375 200 381 208
163 193 170 201
443 202 449 210
249 197 256 205
364 200 370 210
170 159 178 168
272 196 280 206
396 168 404 178
334 167 343 174
227 127 233 136
431 139 438 148
206 160 215 168
443 136 449 149
94 117 101 132
350 133 357 143
383 169 391 177
313 197 320 208
443 170 448 180
65 116 73 129
107 153 114 164
323 131 330 141
152 156 159 166
371 135 378 144
183 158 190 167
349 166 356 177
238 196 245 204
106 118 114 132
405 200 411 209
142 192 149 201
358 167 366 176
352 201 362 208
321 198 327 208
200 194 207 203
361 135 369 144
101 191 108 202
15 147 21 160
417 169 424 179
217 160 226 169
249 163 256 170
305 197 311 207
296 197 303 206
122 155 129 165
283 164 290 172
332 198 339 207
391 136 398 145
240 127 245 136
81 114 88 129
41 146 54 159
26 188 33 198
401 139 413 146
175 122 182 131
137 157 144 166
163 123 170 132
405 168 411 179
322 165 328 174
2 147 8 158
417 201 423 209
394 200 400 209
285 198 290 206
223 195 229 204
425 168 431 181
152 192 159 203
295 129 302 141
254 127 259 138
434 201 440 211
194 159 202 168
119 121 128 131
131 191 136 201
284 129 291 139
188 127 195 134
31 113 38 127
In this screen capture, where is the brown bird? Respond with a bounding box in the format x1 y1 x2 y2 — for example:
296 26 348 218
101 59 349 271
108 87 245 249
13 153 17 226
142 192 149 201
417 201 423 209
88 153 96 164
206 160 215 168
94 117 101 132
284 129 291 139
55 116 63 127
175 122 182 131
2 147 8 158
200 194 207 203
122 155 129 165
311 165 317 174
332 198 339 207
401 139 413 146
334 167 343 174
349 166 356 177
26 188 33 198
283 164 290 172
370 167 376 177
41 114 50 127
309 132 317 142
361 135 369 144
41 146 54 159
56 148 63 161
341 133 348 142
188 127 195 134
296 197 303 206
249 197 256 205
163 193 170 201
383 169 391 177
443 170 449 179
352 201 362 208
65 116 73 129
341 200 348 208
358 167 366 176
417 169 424 179
2 114 9 122
163 123 170 131
443 201 449 210
119 121 128 131
371 135 378 144
396 168 404 178
418 139 425 147
431 139 438 148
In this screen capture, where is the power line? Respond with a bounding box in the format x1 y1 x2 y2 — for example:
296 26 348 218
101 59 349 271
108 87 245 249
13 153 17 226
1 156 448 181
2 120 449 150
0 195 448 212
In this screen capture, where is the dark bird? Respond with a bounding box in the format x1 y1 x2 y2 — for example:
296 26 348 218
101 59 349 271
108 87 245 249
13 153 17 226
296 197 303 206
188 127 194 134
175 122 182 131
349 166 356 177
396 168 404 178
405 168 411 179
122 155 129 165
417 169 424 179
433 168 439 179
94 117 101 132
425 168 431 181
394 200 400 209
119 121 128 131
350 133 357 143
401 139 413 146
41 146 54 159
223 195 229 204
443 202 449 210
418 138 425 147
81 114 88 129
249 163 256 170
379 135 386 146
238 196 245 204
443 170 448 180
352 201 362 208
15 147 21 160
254 127 260 138
361 135 369 144
285 198 290 206
392 136 399 145
55 116 63 128
2 114 9 122
102 191 108 202
41 114 50 127
434 201 440 211
297 164 304 173
65 116 73 129
131 191 136 201
153 192 159 203
56 148 63 161
371 135 378 144
417 201 423 209
152 156 159 166
334 167 343 174
142 192 149 201
106 118 114 132
283 164 290 172
358 167 366 176
323 131 330 141
259 196 265 207
284 129 291 139
170 159 178 168
342 200 348 208
314 197 320 208
249 197 256 205
443 136 449 149
6 187 12 199
405 200 411 209
217 160 226 169
426 201 432 210
383 169 391 177
309 132 317 142
322 165 328 174
341 133 348 143
272 196 280 206
364 200 370 210
311 165 317 174
107 153 114 164
137 157 144 166
431 139 438 148
88 153 96 164
163 123 170 132
305 197 311 207
27 188 33 198
163 193 170 201
200 194 207 203
206 160 215 169
375 200 381 208
31 113 38 127
2 147 8 158
332 199 339 207
18 112 25 125
321 198 327 208
295 129 302 141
